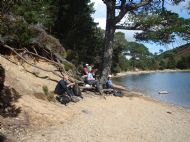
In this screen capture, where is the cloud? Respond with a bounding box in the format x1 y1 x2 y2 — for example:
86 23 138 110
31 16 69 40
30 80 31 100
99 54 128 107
165 0 190 18
91 0 104 9
94 18 106 29
91 0 106 20
91 0 106 29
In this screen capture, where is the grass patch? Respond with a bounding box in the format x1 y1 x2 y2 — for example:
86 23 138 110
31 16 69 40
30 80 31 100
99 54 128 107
42 85 55 102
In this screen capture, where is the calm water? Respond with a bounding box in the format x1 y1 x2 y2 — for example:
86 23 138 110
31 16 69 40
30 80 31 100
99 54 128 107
114 72 190 108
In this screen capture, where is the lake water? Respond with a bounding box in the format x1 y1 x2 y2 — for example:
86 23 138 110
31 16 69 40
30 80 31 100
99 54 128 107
114 72 190 108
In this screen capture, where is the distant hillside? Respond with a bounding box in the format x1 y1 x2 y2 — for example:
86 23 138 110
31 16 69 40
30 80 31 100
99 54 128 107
157 43 190 69
159 43 190 61
174 43 190 60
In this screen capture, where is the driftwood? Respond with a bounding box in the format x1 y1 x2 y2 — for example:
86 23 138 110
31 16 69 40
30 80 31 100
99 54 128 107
80 86 95 90
80 85 114 95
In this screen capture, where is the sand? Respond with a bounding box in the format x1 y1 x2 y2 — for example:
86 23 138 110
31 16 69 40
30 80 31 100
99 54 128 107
20 95 190 142
1 55 190 142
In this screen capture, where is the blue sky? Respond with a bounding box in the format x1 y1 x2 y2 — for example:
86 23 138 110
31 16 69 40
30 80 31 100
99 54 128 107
91 0 190 53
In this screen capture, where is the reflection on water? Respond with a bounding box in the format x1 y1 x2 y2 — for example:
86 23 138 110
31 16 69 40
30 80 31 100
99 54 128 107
114 72 190 108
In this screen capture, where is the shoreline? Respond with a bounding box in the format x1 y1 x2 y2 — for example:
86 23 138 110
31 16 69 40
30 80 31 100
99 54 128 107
114 69 190 77
115 83 190 110
112 70 190 110
125 90 190 110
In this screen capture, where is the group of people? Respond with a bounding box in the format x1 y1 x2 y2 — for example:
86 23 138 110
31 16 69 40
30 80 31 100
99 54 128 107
54 63 115 105
83 64 101 93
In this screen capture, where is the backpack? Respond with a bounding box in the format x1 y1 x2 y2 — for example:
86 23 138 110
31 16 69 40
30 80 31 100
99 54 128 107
73 83 83 98
113 90 124 97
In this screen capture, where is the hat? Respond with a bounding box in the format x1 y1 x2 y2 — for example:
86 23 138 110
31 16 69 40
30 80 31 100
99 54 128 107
108 75 112 78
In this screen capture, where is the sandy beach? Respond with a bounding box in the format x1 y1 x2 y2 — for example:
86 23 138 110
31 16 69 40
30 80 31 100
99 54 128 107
19 94 190 142
114 69 190 77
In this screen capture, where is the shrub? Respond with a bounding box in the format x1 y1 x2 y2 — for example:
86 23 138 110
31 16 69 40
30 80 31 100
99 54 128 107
42 85 55 102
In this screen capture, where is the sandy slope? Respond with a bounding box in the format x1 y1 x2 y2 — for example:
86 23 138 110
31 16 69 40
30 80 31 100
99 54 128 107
1 56 190 142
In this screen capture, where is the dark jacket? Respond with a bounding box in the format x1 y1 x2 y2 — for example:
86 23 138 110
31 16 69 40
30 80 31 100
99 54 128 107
54 80 68 95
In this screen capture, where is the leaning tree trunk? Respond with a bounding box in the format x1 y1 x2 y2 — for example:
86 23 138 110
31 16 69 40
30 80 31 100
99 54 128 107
100 4 115 84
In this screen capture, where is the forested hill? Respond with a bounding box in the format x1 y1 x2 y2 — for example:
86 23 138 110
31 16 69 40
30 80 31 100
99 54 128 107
157 43 190 69
159 43 190 60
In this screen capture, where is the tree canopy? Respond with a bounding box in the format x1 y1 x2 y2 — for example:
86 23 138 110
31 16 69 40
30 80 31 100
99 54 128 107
100 0 189 81
0 0 189 80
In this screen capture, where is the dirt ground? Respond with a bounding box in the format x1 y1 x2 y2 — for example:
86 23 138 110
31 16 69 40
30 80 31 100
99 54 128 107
1 56 190 142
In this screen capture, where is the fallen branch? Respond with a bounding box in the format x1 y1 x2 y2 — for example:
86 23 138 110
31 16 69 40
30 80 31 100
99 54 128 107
2 44 81 83
24 49 66 72
3 44 63 78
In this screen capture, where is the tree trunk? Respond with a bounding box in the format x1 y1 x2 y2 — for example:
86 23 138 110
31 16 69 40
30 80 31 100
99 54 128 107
100 5 115 84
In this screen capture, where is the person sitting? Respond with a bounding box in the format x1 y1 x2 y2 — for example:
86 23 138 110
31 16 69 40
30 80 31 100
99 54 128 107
105 75 123 97
83 64 89 75
88 64 94 73
86 69 101 94
106 75 113 89
90 64 97 77
54 75 81 105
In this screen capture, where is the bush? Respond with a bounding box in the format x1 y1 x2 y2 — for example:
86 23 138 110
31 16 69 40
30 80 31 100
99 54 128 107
42 85 55 102
64 62 75 71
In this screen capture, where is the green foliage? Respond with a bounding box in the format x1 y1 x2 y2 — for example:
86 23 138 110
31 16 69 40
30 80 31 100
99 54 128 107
42 85 55 102
177 56 190 69
156 43 190 69
167 56 176 69
53 0 104 65
134 11 190 43
42 86 55 102
123 42 157 70
64 62 75 71
42 85 49 96
159 60 166 70
0 16 31 47
124 42 150 56
112 32 129 73
12 0 57 28
111 33 158 72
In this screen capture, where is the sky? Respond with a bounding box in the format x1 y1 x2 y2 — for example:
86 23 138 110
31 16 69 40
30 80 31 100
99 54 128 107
91 0 190 53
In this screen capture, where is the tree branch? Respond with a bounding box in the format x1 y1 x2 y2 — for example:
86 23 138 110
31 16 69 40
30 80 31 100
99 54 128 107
2 44 81 84
23 49 66 72
2 44 63 78
115 25 141 30
114 0 151 24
